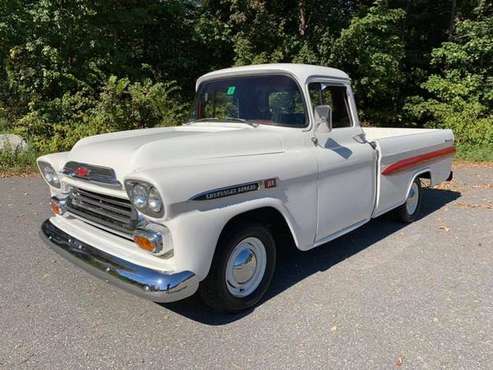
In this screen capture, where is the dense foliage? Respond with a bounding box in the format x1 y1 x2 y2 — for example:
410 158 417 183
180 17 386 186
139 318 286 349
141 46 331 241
405 8 493 148
0 0 491 158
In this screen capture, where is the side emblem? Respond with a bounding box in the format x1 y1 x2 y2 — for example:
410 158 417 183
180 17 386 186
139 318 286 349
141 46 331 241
192 178 278 201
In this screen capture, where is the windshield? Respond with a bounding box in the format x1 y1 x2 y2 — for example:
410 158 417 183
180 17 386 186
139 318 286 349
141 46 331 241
191 75 307 127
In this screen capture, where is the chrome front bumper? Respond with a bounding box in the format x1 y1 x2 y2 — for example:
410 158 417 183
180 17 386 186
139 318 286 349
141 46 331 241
40 219 198 303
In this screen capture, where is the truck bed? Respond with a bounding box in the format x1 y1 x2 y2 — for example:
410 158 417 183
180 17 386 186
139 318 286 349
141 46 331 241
362 127 455 218
363 127 445 141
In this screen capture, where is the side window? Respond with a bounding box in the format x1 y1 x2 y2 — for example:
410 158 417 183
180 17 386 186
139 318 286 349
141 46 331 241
308 82 323 107
308 83 352 128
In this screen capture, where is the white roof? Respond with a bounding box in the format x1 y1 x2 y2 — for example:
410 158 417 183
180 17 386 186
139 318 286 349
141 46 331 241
196 63 350 90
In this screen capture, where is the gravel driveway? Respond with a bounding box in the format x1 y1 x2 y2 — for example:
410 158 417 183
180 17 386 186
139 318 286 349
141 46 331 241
1 163 492 369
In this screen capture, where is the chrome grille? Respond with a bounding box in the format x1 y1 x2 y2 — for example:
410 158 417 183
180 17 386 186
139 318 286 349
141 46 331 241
67 187 136 236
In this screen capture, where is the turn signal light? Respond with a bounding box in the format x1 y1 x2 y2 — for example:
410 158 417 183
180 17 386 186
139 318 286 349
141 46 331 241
133 225 172 256
133 234 157 252
50 197 66 216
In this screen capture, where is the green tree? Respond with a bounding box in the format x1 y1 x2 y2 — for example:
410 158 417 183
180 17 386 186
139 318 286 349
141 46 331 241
329 1 406 125
406 3 493 147
1 0 492 161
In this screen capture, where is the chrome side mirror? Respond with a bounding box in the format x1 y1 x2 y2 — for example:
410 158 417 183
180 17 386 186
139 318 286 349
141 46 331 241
314 105 332 133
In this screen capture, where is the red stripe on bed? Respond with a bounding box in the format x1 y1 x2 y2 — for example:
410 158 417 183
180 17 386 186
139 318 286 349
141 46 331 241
382 146 456 175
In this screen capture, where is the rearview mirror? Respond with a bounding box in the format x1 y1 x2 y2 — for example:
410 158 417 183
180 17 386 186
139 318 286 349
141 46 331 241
314 105 332 133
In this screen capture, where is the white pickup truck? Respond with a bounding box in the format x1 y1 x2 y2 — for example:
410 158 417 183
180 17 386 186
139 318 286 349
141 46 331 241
38 64 455 312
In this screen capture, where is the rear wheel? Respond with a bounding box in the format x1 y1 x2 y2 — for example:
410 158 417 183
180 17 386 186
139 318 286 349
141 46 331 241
394 178 422 223
199 223 276 312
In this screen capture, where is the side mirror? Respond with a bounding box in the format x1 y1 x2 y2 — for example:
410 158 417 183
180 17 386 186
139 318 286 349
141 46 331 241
314 105 332 133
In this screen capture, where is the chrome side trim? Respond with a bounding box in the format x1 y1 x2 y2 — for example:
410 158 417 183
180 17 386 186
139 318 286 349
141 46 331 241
40 219 198 303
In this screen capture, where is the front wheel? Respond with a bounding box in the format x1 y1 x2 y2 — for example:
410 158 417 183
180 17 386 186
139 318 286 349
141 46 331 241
394 178 422 223
199 223 276 312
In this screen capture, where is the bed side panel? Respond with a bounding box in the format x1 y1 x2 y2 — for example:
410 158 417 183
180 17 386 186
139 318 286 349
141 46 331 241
371 129 454 217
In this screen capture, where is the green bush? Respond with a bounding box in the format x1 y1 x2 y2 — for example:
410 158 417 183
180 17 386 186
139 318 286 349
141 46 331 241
0 145 38 173
404 14 493 151
93 76 188 132
12 76 188 153
456 143 493 162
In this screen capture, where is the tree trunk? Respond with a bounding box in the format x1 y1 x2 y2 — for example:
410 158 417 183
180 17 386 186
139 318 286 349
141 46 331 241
448 0 457 35
299 0 307 36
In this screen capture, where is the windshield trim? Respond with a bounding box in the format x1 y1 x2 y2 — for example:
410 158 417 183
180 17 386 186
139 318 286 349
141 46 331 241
193 72 310 129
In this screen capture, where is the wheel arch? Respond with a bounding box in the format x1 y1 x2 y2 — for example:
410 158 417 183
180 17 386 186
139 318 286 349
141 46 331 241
406 168 431 198
218 206 299 252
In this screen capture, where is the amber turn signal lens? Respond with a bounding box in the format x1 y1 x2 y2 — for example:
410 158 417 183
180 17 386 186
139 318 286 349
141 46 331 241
50 198 62 215
133 235 156 253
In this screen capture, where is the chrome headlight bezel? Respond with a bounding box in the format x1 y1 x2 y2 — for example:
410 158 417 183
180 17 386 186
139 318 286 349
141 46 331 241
124 180 164 218
38 161 61 188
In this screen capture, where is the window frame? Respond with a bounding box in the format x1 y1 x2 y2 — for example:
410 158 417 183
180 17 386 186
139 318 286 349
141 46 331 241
306 77 357 130
194 72 310 129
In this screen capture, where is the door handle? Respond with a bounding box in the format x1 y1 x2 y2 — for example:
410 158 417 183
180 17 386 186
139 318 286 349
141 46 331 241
352 133 367 144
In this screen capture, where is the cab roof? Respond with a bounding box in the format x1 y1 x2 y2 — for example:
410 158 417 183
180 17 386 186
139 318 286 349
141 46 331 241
196 63 350 90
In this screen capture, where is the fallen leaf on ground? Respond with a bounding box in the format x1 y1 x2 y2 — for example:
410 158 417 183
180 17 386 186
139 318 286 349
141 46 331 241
453 160 493 169
455 202 493 209
472 184 493 189
395 355 404 367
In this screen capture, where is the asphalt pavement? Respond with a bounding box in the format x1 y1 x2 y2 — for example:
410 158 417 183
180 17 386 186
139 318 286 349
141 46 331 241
0 163 492 369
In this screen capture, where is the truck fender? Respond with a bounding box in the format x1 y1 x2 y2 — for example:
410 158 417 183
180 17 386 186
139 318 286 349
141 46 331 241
170 197 301 281
37 152 69 172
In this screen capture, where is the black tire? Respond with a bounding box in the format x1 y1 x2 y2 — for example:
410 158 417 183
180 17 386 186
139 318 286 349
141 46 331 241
199 223 276 312
394 178 422 223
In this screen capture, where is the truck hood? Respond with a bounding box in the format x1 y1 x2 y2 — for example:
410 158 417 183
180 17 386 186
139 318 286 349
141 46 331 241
67 125 284 179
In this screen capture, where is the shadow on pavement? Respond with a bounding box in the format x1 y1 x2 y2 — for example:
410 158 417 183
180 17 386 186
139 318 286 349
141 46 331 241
161 187 460 325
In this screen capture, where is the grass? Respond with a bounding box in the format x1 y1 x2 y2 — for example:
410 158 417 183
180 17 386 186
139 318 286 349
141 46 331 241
456 144 493 162
0 146 38 177
0 115 8 133
0 117 39 175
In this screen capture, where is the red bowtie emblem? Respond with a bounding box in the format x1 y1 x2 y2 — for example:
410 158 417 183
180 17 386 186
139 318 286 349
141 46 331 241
74 166 90 177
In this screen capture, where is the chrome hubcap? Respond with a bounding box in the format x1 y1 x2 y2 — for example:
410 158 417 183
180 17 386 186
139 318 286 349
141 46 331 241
226 237 267 298
406 182 419 215
232 248 257 283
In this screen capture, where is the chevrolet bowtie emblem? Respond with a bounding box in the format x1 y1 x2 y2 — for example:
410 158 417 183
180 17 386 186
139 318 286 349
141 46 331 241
74 166 90 177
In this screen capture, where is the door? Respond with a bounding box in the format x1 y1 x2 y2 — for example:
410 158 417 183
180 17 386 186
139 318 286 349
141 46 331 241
308 81 376 242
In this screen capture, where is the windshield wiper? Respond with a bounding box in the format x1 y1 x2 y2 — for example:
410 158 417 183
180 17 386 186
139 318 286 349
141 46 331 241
225 117 260 127
187 117 259 127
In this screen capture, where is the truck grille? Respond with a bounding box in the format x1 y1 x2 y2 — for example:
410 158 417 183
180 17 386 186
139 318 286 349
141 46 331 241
67 187 136 236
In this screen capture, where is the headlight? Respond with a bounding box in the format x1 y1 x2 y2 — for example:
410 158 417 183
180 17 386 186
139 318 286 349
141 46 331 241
38 161 61 188
132 184 148 209
148 187 162 213
125 180 164 217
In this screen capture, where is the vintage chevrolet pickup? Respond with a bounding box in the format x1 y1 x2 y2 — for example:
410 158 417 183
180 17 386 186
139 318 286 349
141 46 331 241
38 64 455 312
